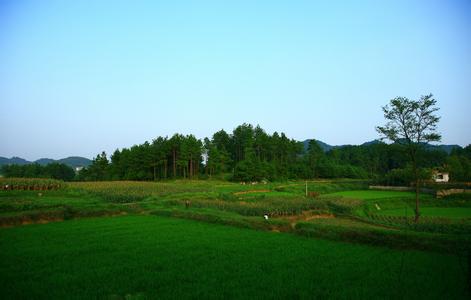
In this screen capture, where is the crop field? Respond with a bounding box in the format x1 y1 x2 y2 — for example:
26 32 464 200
0 178 470 298
0 215 469 299
377 207 471 219
327 190 420 200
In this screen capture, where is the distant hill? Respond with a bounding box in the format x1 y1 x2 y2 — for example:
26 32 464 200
35 158 56 165
303 139 462 154
303 139 336 152
57 157 93 168
0 156 30 166
302 139 356 152
360 140 383 146
0 156 92 168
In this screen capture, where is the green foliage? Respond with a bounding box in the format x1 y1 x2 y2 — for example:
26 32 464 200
376 94 441 221
1 163 75 181
70 122 467 183
447 147 471 181
77 151 110 181
378 167 432 186
377 94 441 145
322 196 363 215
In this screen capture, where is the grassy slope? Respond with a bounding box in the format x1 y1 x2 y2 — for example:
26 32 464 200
0 215 468 299
328 190 471 219
327 190 419 200
378 207 471 219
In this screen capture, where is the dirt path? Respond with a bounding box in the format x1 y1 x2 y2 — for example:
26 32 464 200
233 190 271 195
273 210 335 228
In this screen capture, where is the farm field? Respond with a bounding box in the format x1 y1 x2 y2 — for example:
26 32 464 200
327 190 420 200
0 215 468 299
377 207 471 219
328 190 471 219
0 178 470 298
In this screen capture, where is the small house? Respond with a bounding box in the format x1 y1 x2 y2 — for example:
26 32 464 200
432 170 449 183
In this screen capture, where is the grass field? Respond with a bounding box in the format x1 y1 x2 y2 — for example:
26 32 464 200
1 179 470 298
0 215 468 299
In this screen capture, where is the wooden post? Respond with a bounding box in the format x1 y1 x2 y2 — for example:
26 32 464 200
305 181 308 197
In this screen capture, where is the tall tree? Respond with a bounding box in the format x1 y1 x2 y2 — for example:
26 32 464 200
306 140 324 178
185 135 202 179
232 123 254 163
376 94 441 222
151 137 169 180
169 134 183 178
253 125 269 161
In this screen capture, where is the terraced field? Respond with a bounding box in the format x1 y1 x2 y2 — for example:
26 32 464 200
0 178 470 298
377 207 471 219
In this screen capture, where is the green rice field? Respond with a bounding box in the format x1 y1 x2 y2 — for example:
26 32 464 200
0 215 468 299
1 179 470 299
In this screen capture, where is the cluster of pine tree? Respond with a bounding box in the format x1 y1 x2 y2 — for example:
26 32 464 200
77 123 470 182
79 134 202 181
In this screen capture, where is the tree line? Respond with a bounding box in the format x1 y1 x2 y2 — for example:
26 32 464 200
1 163 75 181
1 125 469 183
75 123 470 183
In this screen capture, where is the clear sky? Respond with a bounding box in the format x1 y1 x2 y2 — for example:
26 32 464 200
1 0 470 160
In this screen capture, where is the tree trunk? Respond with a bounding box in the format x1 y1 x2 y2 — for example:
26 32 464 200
189 154 193 179
413 159 420 223
196 160 199 178
414 177 420 222
164 160 167 179
173 149 176 178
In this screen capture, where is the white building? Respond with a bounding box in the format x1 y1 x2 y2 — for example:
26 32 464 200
432 171 449 183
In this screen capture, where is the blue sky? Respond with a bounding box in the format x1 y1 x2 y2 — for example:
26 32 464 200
1 0 470 160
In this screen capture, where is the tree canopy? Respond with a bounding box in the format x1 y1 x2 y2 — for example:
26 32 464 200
376 94 441 221
71 122 467 183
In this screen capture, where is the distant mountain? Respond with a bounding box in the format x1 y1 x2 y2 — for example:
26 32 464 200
303 139 462 154
57 156 92 168
0 156 30 166
0 156 92 168
360 139 383 146
35 158 56 166
303 139 356 152
303 139 335 152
